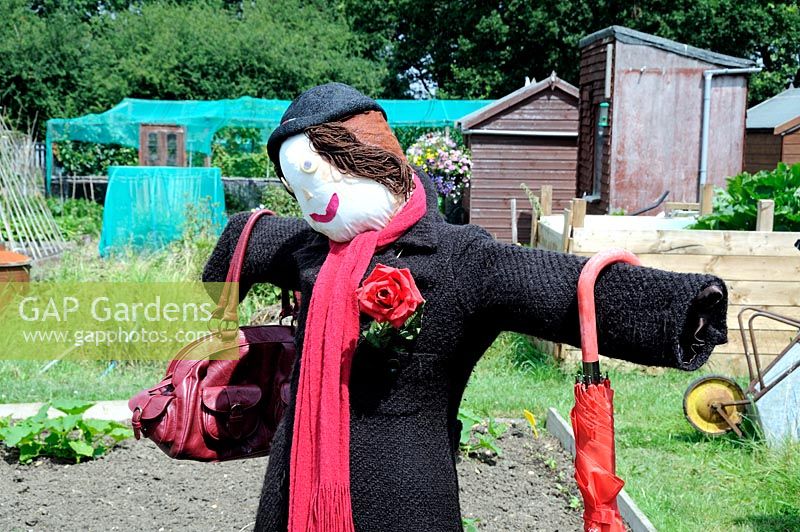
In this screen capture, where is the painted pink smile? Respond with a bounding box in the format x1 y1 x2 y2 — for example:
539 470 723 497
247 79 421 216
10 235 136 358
310 193 339 223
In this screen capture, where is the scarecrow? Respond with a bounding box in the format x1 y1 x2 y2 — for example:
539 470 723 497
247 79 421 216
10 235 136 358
202 83 727 532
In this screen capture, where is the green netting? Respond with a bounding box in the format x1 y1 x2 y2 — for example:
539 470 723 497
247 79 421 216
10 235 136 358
45 96 492 189
98 166 226 256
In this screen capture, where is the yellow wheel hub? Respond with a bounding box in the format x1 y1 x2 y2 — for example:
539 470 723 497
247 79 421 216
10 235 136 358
683 375 746 435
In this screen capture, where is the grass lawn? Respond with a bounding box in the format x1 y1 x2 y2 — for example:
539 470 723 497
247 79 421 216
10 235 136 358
462 334 800 532
1 332 798 530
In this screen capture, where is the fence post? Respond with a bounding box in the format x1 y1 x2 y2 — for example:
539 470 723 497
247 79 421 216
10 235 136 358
541 185 553 216
756 199 775 231
561 204 573 252
700 183 714 215
510 197 518 244
572 198 586 229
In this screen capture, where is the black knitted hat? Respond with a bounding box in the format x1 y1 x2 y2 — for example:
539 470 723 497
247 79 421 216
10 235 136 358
267 82 386 177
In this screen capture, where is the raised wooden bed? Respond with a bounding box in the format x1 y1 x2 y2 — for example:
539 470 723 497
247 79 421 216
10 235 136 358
535 200 800 376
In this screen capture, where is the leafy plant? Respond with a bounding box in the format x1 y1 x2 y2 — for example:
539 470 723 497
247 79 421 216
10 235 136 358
461 517 480 532
0 400 131 464
46 197 103 240
261 183 303 218
54 141 137 176
692 162 800 231
211 127 273 178
458 407 507 457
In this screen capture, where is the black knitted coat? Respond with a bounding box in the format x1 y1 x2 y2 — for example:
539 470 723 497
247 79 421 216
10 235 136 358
202 174 728 531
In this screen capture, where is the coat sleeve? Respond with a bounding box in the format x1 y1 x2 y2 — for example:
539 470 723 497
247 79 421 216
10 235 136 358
454 227 728 371
202 211 313 298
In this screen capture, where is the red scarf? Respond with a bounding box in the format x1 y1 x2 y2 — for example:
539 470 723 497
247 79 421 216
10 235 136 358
289 176 427 531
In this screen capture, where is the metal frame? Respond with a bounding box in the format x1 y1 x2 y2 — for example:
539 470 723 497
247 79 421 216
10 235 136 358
705 307 800 434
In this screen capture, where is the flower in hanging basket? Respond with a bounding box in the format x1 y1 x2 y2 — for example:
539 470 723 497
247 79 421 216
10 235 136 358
405 132 472 206
356 264 425 350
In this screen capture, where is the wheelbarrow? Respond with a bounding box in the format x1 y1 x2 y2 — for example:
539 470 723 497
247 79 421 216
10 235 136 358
683 307 800 443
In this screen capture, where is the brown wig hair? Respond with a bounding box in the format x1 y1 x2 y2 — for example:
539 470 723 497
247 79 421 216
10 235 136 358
304 121 415 199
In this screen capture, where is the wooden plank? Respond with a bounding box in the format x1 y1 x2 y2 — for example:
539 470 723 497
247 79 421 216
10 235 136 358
510 198 518 244
705 352 780 376
473 151 579 162
571 228 800 256
726 280 800 306
756 199 775 231
606 254 800 281
719 327 798 355
572 198 586 229
471 180 577 192
561 207 573 252
558 344 785 376
471 159 578 171
470 135 577 149
537 222 562 251
700 184 714 215
664 201 699 213
728 305 800 330
541 185 553 216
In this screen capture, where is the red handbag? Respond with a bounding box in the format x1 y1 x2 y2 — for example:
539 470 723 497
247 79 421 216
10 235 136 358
128 209 297 461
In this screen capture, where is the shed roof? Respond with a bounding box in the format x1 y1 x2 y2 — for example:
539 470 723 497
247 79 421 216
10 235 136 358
456 72 578 131
746 88 800 132
580 26 755 69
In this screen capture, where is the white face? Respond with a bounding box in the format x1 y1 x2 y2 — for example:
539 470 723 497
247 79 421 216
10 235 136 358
278 133 404 242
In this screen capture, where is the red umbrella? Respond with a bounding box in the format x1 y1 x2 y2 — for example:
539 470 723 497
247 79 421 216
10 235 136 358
571 249 641 532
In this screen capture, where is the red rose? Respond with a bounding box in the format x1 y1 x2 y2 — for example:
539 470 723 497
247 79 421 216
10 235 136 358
356 264 425 328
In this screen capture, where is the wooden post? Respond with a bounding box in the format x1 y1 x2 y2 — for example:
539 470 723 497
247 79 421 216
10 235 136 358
510 197 518 244
756 199 775 232
700 183 714 215
572 198 586 229
541 185 553 216
561 205 573 252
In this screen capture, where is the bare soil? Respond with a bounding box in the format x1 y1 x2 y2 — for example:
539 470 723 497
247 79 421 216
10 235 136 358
0 423 582 531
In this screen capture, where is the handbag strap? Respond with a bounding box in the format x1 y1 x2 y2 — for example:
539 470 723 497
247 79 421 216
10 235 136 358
212 209 294 326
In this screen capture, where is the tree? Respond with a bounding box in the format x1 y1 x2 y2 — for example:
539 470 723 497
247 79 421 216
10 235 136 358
0 0 385 134
346 0 800 103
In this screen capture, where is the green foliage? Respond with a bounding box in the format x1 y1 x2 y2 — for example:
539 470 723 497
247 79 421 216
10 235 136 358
520 183 542 217
261 183 303 218
347 0 800 104
46 198 103 240
461 517 480 532
692 162 800 231
54 141 137 176
0 401 131 464
458 408 508 457
1 0 384 133
211 127 273 178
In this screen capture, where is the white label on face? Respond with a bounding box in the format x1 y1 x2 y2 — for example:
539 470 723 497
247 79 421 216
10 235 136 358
278 134 403 242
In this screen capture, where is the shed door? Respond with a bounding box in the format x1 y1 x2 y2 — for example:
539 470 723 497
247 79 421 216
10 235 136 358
139 125 186 166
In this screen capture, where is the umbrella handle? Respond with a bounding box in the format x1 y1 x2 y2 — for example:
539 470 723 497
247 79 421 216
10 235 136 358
577 249 642 376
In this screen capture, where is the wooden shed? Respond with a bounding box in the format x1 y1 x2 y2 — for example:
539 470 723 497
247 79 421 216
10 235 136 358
577 26 757 214
457 72 579 243
744 88 800 173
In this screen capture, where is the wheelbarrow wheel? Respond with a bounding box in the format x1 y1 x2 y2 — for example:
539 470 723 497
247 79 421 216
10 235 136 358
683 375 746 436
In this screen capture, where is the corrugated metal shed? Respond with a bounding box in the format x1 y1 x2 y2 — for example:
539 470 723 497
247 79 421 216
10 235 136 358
457 73 579 243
